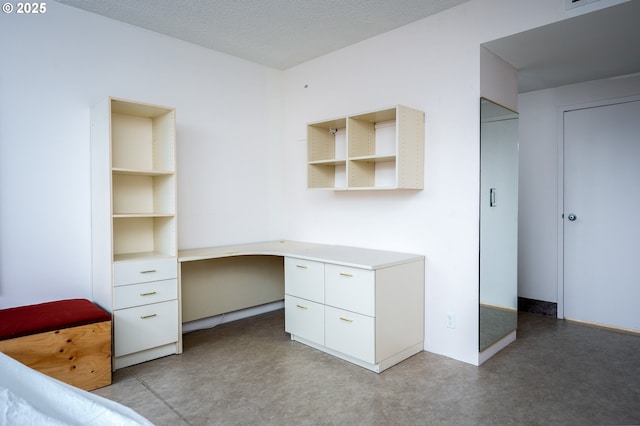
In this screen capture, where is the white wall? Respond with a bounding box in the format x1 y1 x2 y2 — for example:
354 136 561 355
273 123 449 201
518 74 640 305
0 2 284 308
282 0 568 364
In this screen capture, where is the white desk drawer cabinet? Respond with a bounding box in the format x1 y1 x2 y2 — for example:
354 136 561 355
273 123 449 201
113 279 178 310
325 306 375 363
285 251 424 373
114 258 177 286
112 258 179 368
284 295 324 346
284 257 324 303
325 264 374 317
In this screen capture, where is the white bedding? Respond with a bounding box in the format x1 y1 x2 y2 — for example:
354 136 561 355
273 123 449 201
0 353 154 426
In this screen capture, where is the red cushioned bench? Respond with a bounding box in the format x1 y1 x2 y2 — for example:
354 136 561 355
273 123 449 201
0 299 112 391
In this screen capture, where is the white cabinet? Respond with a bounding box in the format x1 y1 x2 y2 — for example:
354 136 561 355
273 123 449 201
283 257 325 346
325 264 375 317
307 105 425 190
283 257 324 303
113 278 178 310
114 258 177 286
114 300 179 358
325 306 375 364
284 250 424 373
91 97 180 369
284 296 324 346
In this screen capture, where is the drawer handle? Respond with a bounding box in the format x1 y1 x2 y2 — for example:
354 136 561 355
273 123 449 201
139 269 157 274
339 317 354 323
139 291 157 296
339 273 353 278
296 304 308 310
140 314 157 319
296 265 308 269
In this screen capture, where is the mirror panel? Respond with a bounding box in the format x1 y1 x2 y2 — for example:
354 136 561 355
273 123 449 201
480 98 519 352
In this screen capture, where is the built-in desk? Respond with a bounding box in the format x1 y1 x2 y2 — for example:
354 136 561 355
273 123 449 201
178 240 425 372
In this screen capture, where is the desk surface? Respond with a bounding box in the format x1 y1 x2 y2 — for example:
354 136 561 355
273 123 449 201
178 240 423 270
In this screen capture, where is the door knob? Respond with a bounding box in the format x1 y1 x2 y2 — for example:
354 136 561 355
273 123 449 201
567 213 577 221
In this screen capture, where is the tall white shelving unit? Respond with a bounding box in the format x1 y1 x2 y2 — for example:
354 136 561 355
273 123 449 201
307 105 425 190
91 97 180 369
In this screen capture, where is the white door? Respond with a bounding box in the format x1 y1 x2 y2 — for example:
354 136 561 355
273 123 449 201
563 99 640 332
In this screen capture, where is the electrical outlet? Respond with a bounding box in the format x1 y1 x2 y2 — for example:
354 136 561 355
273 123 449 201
446 312 456 329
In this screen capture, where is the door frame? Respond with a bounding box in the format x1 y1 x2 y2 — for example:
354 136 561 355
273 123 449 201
556 94 640 320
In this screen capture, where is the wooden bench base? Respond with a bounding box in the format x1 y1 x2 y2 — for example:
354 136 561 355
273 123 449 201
0 320 112 391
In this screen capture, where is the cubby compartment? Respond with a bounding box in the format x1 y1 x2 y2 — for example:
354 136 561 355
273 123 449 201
113 216 176 259
307 105 424 190
112 172 175 215
307 118 347 189
348 109 396 158
111 100 175 172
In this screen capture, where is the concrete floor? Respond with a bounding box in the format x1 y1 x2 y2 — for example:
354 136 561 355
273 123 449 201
93 310 640 426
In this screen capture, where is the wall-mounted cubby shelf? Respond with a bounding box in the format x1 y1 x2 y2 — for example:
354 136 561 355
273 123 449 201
307 105 424 190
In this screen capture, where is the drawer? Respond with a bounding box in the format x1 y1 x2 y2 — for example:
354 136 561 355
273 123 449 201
114 258 177 286
284 295 324 346
325 306 375 364
284 257 324 303
114 299 179 357
113 279 177 310
325 264 375 317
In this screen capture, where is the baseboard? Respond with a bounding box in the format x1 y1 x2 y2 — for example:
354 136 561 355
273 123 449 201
565 317 640 336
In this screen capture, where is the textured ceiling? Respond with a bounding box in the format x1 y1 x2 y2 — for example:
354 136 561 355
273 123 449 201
55 0 469 69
